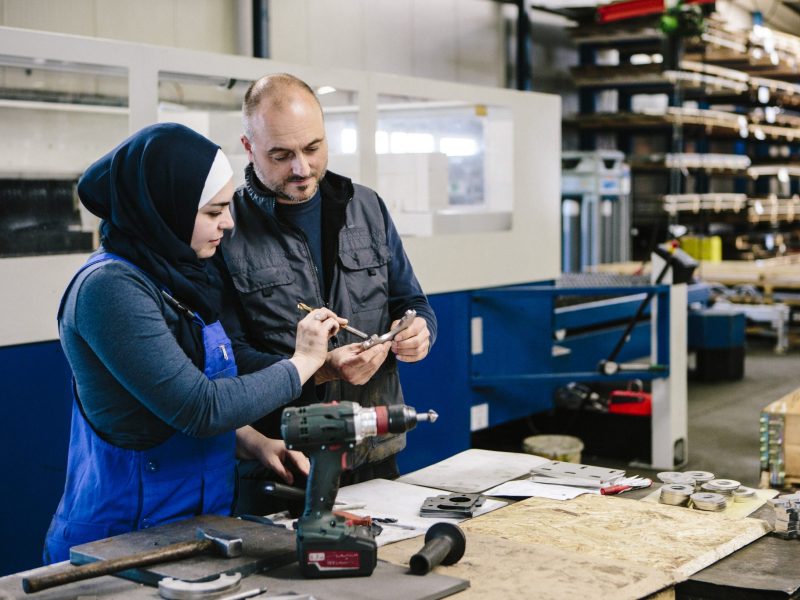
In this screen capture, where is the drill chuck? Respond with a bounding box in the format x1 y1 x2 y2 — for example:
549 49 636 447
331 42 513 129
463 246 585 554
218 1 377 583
282 402 438 448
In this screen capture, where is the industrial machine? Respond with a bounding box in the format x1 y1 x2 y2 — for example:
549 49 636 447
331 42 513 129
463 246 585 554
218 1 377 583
281 402 438 578
561 150 631 273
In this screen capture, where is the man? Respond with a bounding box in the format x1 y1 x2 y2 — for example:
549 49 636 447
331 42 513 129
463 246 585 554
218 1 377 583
220 73 437 488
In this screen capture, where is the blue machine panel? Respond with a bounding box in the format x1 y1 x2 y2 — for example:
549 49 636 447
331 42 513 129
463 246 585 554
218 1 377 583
0 341 72 575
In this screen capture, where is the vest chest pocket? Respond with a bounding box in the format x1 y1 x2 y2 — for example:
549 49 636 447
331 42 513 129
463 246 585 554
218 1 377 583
338 244 390 312
228 264 297 337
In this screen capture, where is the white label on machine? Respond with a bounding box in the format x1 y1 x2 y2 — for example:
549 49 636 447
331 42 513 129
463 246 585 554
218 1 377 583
471 403 489 431
471 316 483 355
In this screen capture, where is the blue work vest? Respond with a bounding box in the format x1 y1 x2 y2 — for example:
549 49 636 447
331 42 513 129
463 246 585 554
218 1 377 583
44 253 238 564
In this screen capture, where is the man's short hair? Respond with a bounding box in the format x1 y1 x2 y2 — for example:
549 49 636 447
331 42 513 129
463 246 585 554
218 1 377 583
242 73 322 139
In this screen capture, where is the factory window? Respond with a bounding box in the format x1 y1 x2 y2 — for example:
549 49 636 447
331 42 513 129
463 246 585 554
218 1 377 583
0 60 128 257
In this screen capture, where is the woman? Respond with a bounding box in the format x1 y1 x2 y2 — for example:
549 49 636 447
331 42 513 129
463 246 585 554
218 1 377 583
44 123 340 563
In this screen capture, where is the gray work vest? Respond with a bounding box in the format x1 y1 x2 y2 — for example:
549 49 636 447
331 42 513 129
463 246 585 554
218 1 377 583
221 170 405 466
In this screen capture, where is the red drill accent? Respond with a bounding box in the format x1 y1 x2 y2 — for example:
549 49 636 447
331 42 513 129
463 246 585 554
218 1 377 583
375 406 389 434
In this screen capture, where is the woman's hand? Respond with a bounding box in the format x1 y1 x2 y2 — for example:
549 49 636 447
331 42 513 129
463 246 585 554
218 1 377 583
236 426 309 485
290 308 346 384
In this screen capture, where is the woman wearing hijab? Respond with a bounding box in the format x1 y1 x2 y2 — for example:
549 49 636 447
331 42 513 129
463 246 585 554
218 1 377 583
43 123 341 563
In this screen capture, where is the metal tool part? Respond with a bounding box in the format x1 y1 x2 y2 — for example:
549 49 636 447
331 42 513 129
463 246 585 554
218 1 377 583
262 481 307 501
297 303 418 349
22 528 243 594
420 493 485 519
409 523 467 575
158 573 242 599
297 302 370 339
362 309 417 349
691 492 728 512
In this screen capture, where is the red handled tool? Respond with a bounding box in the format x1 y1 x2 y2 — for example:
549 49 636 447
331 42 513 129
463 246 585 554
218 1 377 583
601 476 653 495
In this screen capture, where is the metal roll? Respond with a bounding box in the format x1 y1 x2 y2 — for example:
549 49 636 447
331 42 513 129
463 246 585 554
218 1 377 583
691 492 727 512
660 483 694 506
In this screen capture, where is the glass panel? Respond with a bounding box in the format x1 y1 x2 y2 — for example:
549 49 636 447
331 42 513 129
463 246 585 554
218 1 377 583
375 94 514 219
0 60 128 257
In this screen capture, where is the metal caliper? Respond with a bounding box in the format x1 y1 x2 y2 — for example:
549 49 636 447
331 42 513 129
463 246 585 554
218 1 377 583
297 303 417 349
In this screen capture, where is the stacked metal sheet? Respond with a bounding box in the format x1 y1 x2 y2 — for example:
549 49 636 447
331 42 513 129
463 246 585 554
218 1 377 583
770 493 800 540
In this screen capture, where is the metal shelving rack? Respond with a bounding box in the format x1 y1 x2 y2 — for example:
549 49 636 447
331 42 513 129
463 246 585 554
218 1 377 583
565 1 800 262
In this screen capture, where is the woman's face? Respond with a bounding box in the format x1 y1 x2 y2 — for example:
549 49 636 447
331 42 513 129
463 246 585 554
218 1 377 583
191 178 235 259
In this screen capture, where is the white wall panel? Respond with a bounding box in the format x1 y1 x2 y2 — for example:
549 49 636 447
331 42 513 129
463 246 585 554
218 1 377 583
268 0 312 65
174 0 237 54
411 0 458 83
363 0 413 74
307 0 364 70
456 1 503 87
96 0 175 46
2 0 95 35
270 0 503 87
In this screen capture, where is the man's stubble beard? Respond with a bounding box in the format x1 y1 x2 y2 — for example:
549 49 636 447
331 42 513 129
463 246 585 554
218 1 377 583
252 160 327 204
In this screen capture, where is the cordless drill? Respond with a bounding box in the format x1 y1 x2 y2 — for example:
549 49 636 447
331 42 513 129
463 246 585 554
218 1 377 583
281 401 438 578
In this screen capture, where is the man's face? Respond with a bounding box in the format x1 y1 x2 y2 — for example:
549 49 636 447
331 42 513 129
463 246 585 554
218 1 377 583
242 94 328 204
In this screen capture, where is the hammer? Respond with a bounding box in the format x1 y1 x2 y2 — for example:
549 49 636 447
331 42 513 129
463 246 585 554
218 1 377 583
22 528 242 594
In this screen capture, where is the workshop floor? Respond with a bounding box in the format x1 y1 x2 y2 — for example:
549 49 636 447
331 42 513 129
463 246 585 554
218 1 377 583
472 337 800 487
677 337 799 487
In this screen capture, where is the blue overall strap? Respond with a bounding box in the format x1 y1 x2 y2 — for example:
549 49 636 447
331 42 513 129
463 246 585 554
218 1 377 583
159 285 237 380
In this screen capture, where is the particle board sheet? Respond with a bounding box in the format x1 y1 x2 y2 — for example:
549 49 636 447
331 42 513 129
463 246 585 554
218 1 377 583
380 531 674 600
381 494 770 600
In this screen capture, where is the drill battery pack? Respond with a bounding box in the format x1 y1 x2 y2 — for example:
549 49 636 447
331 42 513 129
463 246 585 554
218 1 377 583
299 524 377 578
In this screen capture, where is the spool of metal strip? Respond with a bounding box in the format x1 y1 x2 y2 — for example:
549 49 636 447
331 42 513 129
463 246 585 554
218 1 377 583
659 483 694 506
691 492 728 512
657 471 684 483
732 487 756 502
703 479 740 495
683 470 714 490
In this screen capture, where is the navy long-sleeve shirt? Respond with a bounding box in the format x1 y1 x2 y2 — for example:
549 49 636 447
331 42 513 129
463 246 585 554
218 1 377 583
59 260 302 450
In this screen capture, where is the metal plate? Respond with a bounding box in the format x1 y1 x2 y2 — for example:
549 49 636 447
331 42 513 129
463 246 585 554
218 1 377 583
531 461 625 485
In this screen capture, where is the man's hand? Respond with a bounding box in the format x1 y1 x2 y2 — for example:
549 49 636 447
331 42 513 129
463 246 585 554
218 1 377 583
236 426 310 485
315 342 391 385
391 316 430 363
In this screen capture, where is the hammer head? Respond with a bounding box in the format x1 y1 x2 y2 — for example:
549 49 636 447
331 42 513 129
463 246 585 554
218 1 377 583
195 527 243 558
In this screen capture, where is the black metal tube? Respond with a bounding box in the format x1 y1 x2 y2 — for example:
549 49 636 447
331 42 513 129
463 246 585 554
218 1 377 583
410 536 452 575
252 0 269 58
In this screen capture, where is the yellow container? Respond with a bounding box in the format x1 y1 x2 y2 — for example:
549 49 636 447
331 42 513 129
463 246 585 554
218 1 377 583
681 236 722 263
523 434 584 463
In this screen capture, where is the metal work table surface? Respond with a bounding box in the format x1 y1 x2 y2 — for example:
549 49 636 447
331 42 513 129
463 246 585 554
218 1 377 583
2 492 798 599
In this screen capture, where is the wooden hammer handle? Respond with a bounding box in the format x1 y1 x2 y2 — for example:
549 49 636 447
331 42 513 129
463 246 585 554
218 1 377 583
22 539 212 594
